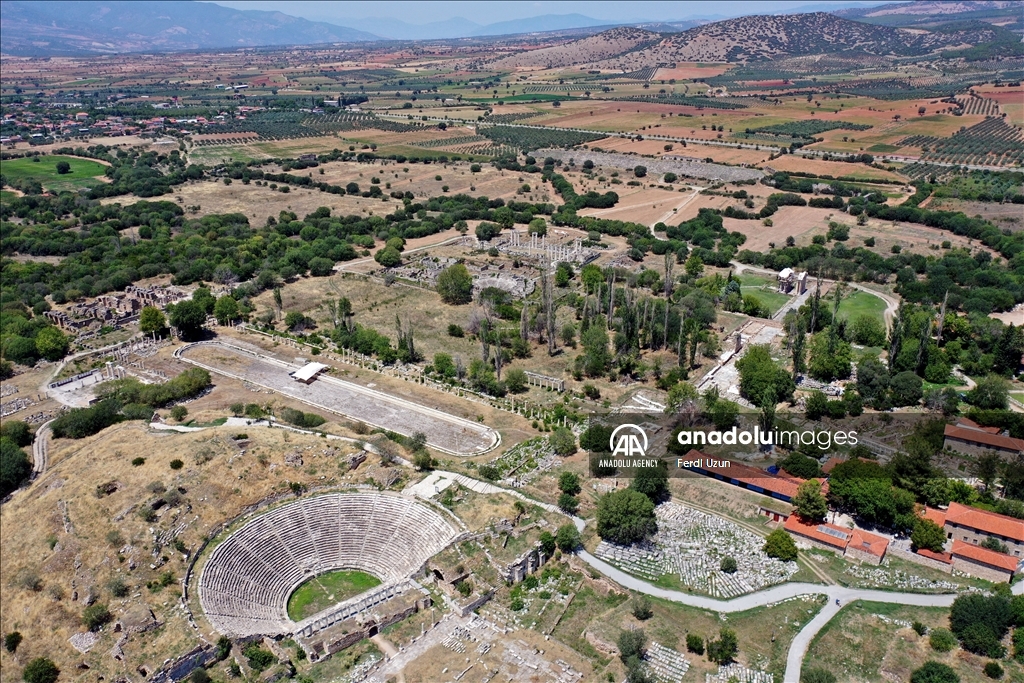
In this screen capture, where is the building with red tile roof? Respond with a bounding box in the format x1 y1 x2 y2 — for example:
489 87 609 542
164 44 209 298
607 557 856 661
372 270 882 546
680 451 816 502
950 539 1020 582
943 423 1024 457
916 548 953 565
783 515 889 565
920 506 947 528
944 502 1024 558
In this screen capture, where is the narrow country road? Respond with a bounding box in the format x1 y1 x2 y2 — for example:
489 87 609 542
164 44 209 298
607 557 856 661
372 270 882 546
576 550 958 683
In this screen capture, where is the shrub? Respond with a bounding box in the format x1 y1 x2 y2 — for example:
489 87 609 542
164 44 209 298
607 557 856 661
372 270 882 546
913 621 928 636
929 628 956 652
169 459 184 470
801 669 836 683
22 658 60 683
108 577 129 598
82 603 112 631
983 663 1004 680
242 644 277 672
412 450 434 471
4 631 23 653
720 556 738 574
447 324 464 337
131 457 145 466
685 633 704 655
170 405 188 422
631 595 653 621
190 670 211 683
910 662 959 683
478 464 499 481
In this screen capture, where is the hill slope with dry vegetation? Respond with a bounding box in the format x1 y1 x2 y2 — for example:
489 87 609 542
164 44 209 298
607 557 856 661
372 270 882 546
486 27 661 69
584 12 1011 68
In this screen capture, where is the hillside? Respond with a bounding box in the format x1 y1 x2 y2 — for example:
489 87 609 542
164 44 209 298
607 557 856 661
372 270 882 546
0 1 378 56
486 27 662 70
584 12 1011 68
835 1 1019 20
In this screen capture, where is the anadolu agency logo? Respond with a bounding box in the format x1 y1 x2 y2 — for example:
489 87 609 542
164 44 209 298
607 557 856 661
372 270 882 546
610 424 649 457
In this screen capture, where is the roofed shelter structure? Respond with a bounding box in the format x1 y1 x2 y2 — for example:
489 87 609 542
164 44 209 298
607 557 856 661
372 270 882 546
291 362 329 384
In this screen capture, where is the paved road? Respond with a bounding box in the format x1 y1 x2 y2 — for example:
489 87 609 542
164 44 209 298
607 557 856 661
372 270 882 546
574 550 958 683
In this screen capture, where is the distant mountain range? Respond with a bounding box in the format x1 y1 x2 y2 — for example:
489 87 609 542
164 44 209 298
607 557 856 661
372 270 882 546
0 0 379 56
340 13 623 41
0 0 1017 57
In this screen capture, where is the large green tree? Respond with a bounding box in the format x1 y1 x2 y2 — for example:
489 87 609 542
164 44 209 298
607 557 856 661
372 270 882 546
597 489 657 545
736 345 794 406
436 264 474 305
910 518 946 553
34 326 69 361
630 463 669 504
139 306 167 335
213 295 240 325
807 330 852 382
792 480 828 522
0 438 33 498
168 300 207 340
763 528 798 561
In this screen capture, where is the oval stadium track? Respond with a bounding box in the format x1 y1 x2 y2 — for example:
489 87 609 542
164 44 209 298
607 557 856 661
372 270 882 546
176 340 499 456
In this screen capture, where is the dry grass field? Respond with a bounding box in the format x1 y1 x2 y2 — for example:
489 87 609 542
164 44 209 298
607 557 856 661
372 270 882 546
578 187 703 225
0 420 402 683
805 601 1014 683
757 155 908 181
927 197 1023 233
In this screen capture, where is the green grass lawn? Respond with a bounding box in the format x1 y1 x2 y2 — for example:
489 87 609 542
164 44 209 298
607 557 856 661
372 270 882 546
0 190 18 203
286 570 381 621
743 287 791 316
738 273 771 288
1 155 108 192
837 290 887 324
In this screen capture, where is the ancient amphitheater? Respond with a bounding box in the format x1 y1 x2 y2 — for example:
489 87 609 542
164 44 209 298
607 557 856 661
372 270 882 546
197 493 461 637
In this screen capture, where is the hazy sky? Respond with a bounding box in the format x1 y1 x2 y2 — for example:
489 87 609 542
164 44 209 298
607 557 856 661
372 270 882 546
207 1 896 26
